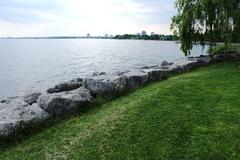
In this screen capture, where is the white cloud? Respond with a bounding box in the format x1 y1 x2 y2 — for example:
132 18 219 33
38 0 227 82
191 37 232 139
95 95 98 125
0 0 176 36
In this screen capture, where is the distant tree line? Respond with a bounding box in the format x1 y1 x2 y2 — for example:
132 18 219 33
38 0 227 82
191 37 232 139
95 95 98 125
113 34 179 41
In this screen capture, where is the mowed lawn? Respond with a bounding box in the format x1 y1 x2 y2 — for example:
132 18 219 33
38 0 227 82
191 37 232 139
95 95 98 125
1 60 240 160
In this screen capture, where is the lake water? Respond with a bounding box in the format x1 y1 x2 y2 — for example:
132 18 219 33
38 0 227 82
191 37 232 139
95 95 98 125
0 39 207 99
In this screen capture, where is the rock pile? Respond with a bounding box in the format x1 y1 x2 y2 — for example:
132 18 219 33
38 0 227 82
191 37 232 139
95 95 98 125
0 54 238 141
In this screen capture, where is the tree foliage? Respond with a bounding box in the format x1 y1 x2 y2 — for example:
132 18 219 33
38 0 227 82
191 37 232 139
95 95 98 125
171 0 240 55
113 34 179 41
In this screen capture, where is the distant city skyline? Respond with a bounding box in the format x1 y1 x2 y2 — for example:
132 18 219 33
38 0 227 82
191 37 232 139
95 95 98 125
0 0 176 37
0 30 172 38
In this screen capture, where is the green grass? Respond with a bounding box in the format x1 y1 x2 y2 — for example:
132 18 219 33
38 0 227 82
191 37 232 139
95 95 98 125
1 60 240 160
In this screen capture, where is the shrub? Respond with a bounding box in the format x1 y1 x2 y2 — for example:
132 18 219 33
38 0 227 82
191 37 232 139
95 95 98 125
210 44 240 55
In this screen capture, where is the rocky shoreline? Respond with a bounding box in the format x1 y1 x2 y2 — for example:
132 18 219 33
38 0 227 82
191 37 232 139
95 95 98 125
0 53 239 142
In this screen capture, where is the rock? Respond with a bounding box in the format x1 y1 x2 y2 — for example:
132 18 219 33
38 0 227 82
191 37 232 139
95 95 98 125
83 79 115 96
83 74 127 96
196 55 211 64
122 69 149 90
23 91 42 105
160 60 173 66
141 61 173 70
70 78 83 83
47 82 82 93
92 72 107 77
141 65 158 69
37 87 92 116
143 68 169 82
0 101 50 138
168 58 200 73
1 91 42 106
0 96 19 104
212 54 239 62
109 75 128 93
115 71 126 76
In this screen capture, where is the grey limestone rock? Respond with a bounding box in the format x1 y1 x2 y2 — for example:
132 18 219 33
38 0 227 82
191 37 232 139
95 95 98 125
23 91 42 105
122 69 149 90
0 100 50 138
37 87 92 116
83 74 128 96
47 82 82 93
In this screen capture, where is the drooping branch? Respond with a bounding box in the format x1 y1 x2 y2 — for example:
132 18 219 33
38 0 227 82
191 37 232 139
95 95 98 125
171 0 240 55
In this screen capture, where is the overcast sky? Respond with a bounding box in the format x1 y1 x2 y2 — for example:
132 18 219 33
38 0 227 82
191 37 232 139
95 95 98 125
0 0 176 37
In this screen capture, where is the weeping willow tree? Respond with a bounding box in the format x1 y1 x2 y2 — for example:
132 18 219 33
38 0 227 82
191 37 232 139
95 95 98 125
171 0 240 56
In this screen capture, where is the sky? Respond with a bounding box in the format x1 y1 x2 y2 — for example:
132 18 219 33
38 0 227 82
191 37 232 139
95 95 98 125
0 0 176 37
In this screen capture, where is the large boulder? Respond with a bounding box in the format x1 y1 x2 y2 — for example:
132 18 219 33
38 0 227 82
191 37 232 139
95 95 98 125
0 100 50 139
187 55 211 65
108 75 128 93
23 91 42 105
196 55 211 64
143 68 169 82
212 53 240 62
122 69 149 90
1 96 19 104
141 65 158 69
168 58 201 73
141 61 173 69
91 71 107 77
83 79 115 96
47 82 82 93
160 60 173 67
37 87 92 116
70 78 84 83
83 74 128 96
1 91 42 106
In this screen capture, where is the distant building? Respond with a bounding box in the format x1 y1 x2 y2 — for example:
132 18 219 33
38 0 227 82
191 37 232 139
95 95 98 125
141 30 147 36
151 32 155 36
105 34 108 38
87 33 90 37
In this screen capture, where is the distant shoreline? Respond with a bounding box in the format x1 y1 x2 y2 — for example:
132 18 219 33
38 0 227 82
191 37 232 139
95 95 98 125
0 37 179 42
0 36 112 40
0 34 179 41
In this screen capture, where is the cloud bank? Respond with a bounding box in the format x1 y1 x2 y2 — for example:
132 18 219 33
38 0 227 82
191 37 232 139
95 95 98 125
0 0 176 37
